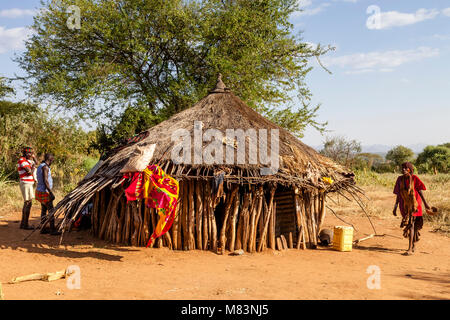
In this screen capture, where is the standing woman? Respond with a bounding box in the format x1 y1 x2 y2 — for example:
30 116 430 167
393 162 431 256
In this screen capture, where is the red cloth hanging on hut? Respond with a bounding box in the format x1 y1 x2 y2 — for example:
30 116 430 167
123 164 179 247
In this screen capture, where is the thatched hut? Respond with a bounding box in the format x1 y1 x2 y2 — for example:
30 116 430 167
52 76 360 252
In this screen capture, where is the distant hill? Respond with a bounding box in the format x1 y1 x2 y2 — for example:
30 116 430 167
310 143 428 158
361 144 427 155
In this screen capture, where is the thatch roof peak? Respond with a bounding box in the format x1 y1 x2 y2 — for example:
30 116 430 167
209 73 231 94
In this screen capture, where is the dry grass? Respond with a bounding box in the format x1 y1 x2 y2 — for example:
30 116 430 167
0 174 65 218
349 171 450 236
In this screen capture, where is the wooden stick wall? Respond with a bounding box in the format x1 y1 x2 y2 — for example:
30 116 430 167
90 180 326 251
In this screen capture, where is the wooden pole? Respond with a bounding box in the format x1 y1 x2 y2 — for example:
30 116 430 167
318 192 327 232
296 226 303 249
229 191 240 252
294 194 307 250
91 192 99 237
164 231 173 249
172 201 179 250
276 237 283 251
257 187 276 252
195 181 203 250
310 198 318 247
149 207 157 248
303 193 313 248
268 198 276 250
123 202 131 245
207 182 218 252
242 191 252 252
202 181 209 250
258 201 273 252
219 185 238 253
235 192 250 251
131 201 141 246
181 181 189 250
99 191 116 239
142 203 150 247
280 234 288 250
177 187 183 250
247 187 259 252
188 180 196 250
250 186 263 252
288 232 293 249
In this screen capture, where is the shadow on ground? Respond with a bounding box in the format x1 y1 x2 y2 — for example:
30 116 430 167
0 217 140 262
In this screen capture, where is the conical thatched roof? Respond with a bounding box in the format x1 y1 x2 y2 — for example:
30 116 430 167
52 76 357 230
96 75 354 188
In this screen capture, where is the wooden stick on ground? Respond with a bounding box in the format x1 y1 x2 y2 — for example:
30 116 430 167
10 269 69 284
353 234 375 244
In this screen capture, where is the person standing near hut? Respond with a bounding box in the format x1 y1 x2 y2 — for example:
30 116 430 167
17 147 38 229
393 162 431 256
36 153 60 235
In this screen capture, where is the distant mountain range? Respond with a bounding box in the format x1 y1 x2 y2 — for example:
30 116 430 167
310 143 429 157
361 143 428 154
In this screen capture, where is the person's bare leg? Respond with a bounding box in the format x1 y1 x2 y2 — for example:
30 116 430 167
40 203 50 234
20 202 27 228
404 218 415 256
21 201 33 229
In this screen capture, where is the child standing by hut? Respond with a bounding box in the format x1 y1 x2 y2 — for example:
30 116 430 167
393 162 431 256
36 153 60 235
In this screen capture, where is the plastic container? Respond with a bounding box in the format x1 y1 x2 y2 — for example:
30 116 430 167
333 226 354 252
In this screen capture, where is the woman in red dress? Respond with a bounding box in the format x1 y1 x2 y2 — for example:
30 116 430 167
393 162 431 256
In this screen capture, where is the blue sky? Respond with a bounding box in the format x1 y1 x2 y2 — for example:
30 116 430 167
0 0 449 148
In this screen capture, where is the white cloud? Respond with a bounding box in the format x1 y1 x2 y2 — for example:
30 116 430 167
333 0 358 3
432 34 450 40
0 8 37 18
0 26 33 54
323 47 440 73
367 8 440 30
443 8 450 17
293 0 331 17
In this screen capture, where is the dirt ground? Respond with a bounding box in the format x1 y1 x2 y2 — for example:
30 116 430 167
1 190 449 300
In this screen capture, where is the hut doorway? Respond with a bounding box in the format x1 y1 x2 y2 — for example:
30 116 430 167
274 186 297 247
214 198 226 233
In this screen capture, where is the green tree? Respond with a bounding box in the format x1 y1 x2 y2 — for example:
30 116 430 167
0 77 14 99
385 145 414 171
416 145 450 174
354 152 384 170
320 136 362 167
17 0 331 140
91 104 163 155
